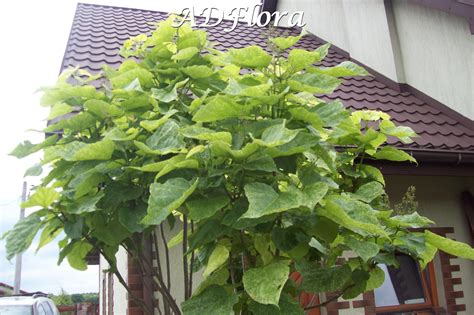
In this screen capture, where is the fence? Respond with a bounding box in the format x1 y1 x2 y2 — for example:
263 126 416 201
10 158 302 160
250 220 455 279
57 303 99 315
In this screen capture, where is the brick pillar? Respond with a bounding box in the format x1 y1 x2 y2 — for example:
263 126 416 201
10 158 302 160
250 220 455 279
127 256 145 315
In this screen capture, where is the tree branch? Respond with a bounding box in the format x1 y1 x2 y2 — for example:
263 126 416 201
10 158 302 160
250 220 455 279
182 215 189 300
188 220 195 296
303 284 355 311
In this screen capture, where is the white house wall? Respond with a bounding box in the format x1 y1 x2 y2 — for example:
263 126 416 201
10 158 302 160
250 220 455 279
277 0 402 82
277 0 474 120
392 0 474 120
100 247 128 315
277 0 350 51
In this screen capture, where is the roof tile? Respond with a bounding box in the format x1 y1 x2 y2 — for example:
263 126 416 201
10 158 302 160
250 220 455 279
61 3 474 154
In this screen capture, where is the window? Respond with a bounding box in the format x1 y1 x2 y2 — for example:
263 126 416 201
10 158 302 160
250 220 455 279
42 302 54 315
46 301 59 315
37 304 47 315
375 254 438 314
0 305 33 315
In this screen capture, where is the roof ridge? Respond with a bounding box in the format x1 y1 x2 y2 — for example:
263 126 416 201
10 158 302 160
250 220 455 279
77 2 171 16
76 2 303 32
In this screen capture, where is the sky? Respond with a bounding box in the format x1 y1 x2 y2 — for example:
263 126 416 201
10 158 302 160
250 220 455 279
0 0 259 295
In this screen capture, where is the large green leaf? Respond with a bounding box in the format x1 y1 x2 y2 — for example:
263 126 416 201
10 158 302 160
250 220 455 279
186 193 230 221
344 235 379 261
254 234 274 265
297 261 351 293
270 33 303 50
142 178 198 225
301 182 329 210
351 110 390 123
40 84 103 106
66 240 93 271
242 153 277 172
241 183 301 219
360 165 385 186
193 268 229 296
318 195 387 236
5 213 42 260
68 192 104 214
387 212 434 228
354 181 384 203
253 121 300 147
24 164 43 177
289 73 341 94
425 230 474 260
181 125 232 144
313 100 348 127
64 218 83 239
110 68 154 89
91 214 130 247
288 107 323 130
188 219 229 251
312 61 368 77
182 286 238 315
210 141 260 161
223 78 271 97
371 147 417 163
287 43 330 72
118 203 147 233
140 109 178 132
21 187 59 208
48 103 74 120
68 170 106 198
248 294 304 315
243 260 289 306
203 244 229 278
228 46 272 68
172 47 199 61
104 127 139 141
131 155 186 172
47 140 115 162
10 135 58 159
139 120 185 155
365 266 385 291
151 86 178 103
182 65 214 78
380 120 417 144
84 99 123 118
392 232 436 268
193 96 252 122
44 112 97 133
36 219 63 252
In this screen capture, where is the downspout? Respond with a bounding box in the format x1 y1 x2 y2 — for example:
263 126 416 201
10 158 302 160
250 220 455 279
408 150 474 165
259 0 279 20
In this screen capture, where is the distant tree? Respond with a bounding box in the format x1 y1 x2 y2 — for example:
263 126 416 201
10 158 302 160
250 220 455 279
71 293 99 303
71 293 84 303
50 289 73 306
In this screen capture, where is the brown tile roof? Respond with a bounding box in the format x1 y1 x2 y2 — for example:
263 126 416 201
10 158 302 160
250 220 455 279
61 3 474 155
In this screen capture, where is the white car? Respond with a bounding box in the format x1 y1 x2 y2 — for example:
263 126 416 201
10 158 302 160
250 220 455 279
0 294 59 315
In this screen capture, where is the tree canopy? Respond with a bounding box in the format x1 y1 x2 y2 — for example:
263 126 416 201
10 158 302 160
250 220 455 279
5 16 474 315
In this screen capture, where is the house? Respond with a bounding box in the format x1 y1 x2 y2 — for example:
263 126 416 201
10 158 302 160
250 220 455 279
60 2 474 314
0 282 29 297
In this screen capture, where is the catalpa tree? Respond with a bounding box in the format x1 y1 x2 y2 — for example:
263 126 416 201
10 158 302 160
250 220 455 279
5 16 474 315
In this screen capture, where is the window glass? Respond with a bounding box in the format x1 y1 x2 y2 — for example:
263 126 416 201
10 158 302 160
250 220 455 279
0 305 33 315
374 255 426 307
42 302 54 315
37 304 47 315
47 301 59 315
